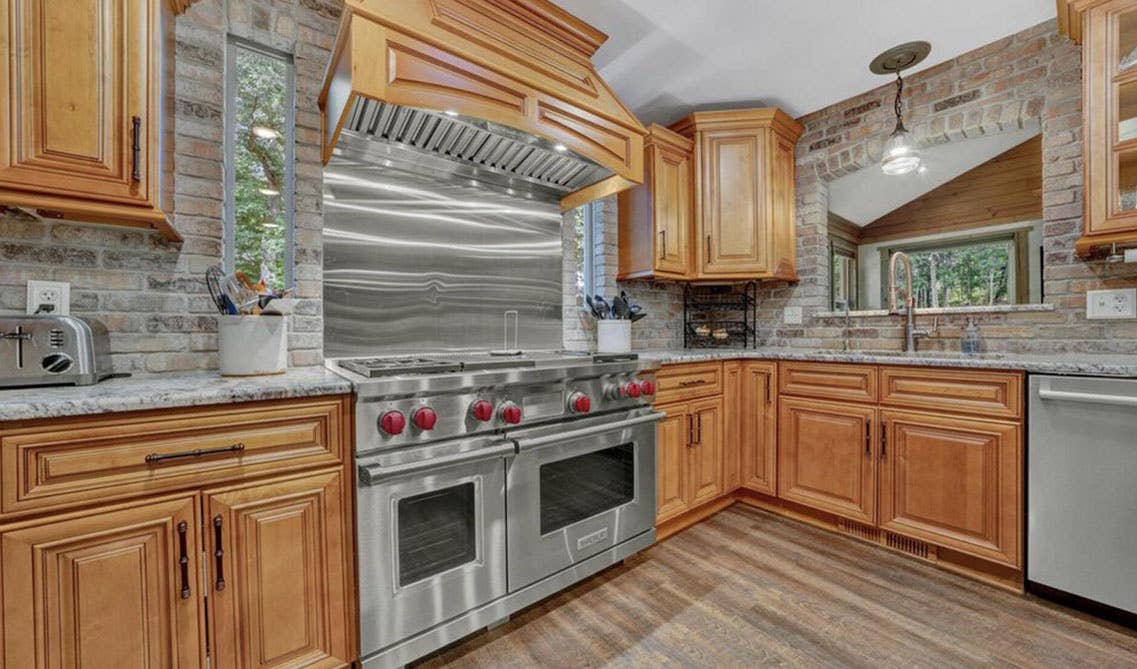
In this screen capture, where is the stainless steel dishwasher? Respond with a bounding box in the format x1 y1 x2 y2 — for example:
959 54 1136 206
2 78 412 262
1028 375 1137 618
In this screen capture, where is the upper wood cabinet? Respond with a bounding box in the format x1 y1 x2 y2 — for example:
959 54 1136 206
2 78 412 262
1065 0 1137 255
0 0 179 240
670 108 802 281
618 124 694 279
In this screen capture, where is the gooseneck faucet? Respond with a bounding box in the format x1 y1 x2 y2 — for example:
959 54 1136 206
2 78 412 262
887 251 931 353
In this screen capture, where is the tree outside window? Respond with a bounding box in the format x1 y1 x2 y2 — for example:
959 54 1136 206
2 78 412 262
888 237 1015 308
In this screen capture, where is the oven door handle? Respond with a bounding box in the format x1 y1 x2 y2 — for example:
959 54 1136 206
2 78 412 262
513 411 666 452
357 442 516 485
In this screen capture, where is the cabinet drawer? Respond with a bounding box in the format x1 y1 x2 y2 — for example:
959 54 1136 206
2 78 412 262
778 362 877 403
1 396 350 519
654 362 722 403
880 367 1023 420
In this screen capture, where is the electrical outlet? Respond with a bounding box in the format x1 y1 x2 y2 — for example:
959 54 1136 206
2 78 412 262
1086 288 1136 320
26 280 70 315
784 306 803 325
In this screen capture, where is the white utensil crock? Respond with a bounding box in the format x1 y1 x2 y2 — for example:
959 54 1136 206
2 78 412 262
597 319 631 353
218 315 287 376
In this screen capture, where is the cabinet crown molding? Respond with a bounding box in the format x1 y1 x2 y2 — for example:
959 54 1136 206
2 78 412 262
669 107 804 142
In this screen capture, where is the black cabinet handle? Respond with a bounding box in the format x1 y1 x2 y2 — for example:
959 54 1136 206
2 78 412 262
686 415 694 447
880 422 887 460
177 520 191 599
659 230 667 259
146 443 245 464
864 423 870 457
213 515 226 591
131 116 142 182
696 413 703 445
678 379 707 388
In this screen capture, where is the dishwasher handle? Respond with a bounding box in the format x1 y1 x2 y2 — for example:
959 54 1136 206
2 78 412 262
1037 378 1137 408
358 442 516 485
513 411 665 452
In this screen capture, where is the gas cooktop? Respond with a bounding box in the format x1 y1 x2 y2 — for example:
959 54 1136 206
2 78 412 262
335 351 637 378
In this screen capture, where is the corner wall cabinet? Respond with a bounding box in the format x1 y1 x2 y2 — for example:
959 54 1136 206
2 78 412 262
0 396 358 669
652 359 1025 589
0 0 180 240
1061 0 1137 256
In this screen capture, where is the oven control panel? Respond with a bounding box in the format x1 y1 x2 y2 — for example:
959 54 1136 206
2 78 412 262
355 373 656 455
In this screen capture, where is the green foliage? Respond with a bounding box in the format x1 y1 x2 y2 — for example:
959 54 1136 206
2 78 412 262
232 47 289 290
904 241 1012 307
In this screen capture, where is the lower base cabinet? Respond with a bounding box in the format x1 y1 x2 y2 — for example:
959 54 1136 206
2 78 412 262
1 496 205 668
655 397 724 523
879 410 1021 567
739 361 776 496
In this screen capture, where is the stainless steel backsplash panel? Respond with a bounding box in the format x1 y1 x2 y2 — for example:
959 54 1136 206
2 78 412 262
322 143 565 357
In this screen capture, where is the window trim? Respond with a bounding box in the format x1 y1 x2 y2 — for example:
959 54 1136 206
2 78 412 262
830 238 858 311
223 35 296 288
577 203 595 301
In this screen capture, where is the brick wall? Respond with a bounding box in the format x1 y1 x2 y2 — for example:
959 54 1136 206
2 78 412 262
753 19 1137 355
0 0 342 373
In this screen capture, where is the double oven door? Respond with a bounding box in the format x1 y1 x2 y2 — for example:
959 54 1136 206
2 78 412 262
505 409 662 590
355 436 513 656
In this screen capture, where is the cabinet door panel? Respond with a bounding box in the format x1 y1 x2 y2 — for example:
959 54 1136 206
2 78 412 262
740 362 777 496
0 0 148 203
206 469 354 669
654 143 692 275
778 397 876 523
687 396 723 507
655 403 690 523
1 496 203 669
880 410 1021 567
721 362 742 492
700 129 767 275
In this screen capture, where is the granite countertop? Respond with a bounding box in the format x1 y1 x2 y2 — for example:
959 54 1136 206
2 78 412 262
638 348 1137 377
0 366 353 422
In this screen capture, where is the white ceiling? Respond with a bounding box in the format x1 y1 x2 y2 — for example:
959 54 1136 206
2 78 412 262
555 0 1056 124
828 127 1041 225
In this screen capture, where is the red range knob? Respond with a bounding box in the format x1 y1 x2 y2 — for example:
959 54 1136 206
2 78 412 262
379 410 406 435
499 402 522 425
623 382 642 398
470 399 494 422
640 380 656 396
412 407 438 430
569 392 592 414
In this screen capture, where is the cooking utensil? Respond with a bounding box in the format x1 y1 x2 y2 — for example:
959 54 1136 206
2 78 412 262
630 312 646 323
585 295 605 320
593 295 612 320
205 266 228 315
612 295 630 319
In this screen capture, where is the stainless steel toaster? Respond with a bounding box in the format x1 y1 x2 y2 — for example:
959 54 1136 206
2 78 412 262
0 315 112 388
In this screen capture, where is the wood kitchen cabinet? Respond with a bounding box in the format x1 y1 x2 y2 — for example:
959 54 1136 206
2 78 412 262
1 496 204 668
654 397 723 524
739 361 777 496
778 396 878 524
206 469 355 669
1062 0 1137 256
669 108 802 281
0 395 357 669
879 410 1021 567
618 124 694 279
0 0 179 240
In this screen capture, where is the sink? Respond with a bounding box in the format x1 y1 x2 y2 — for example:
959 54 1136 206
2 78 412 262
853 350 1006 360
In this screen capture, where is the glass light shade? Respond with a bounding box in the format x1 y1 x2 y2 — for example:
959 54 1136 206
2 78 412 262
881 127 921 175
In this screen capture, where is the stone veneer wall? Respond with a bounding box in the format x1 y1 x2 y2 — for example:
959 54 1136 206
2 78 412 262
757 19 1137 354
0 0 342 373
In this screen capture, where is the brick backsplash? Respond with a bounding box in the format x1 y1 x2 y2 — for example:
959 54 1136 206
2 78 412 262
0 0 343 374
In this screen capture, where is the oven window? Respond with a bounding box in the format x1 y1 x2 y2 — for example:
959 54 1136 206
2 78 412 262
539 443 635 535
397 483 477 586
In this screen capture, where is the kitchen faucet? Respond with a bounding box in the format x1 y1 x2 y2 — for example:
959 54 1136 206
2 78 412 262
887 251 932 353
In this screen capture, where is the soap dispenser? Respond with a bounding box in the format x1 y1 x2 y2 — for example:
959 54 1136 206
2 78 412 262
961 318 981 356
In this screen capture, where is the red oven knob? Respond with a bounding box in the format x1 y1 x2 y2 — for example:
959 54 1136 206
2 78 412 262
640 380 656 396
568 392 591 414
470 399 494 422
623 382 642 398
379 410 406 435
499 402 522 425
412 407 438 431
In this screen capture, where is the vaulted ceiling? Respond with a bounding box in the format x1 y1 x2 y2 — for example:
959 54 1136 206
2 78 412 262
554 0 1056 124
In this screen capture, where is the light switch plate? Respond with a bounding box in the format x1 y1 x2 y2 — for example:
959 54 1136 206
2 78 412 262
26 280 70 315
1126 248 1137 263
1086 288 1136 320
784 306 803 325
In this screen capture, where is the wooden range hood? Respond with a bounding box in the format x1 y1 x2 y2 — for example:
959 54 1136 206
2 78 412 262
319 0 647 210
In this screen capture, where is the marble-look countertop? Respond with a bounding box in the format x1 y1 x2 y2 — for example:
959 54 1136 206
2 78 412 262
0 366 353 422
638 348 1137 377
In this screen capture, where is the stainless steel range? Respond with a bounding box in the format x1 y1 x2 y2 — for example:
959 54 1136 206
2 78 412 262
329 351 662 669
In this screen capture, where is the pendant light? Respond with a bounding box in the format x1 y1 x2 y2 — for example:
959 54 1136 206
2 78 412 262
870 41 931 176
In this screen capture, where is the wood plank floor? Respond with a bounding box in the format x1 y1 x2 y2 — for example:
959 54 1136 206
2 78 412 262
415 504 1137 668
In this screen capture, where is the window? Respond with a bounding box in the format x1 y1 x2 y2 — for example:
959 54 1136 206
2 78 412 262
884 235 1020 308
830 239 857 311
573 204 595 300
224 37 295 290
